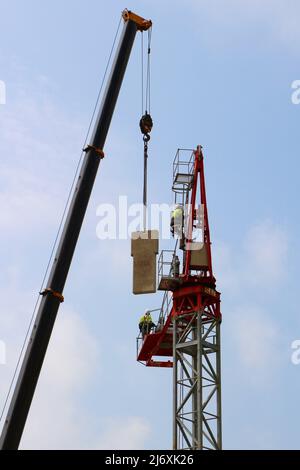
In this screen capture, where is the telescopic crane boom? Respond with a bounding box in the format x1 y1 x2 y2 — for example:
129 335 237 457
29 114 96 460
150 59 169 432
0 9 152 450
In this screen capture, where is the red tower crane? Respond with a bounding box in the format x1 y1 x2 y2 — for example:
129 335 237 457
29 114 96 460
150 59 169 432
137 146 222 450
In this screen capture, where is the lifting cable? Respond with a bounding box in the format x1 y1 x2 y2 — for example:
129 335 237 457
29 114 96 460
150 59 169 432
140 27 153 231
0 17 122 426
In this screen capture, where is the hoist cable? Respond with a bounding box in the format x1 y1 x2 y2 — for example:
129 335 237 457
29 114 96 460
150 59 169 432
141 32 144 115
140 27 152 231
0 16 122 426
141 29 152 114
143 139 148 231
146 27 152 113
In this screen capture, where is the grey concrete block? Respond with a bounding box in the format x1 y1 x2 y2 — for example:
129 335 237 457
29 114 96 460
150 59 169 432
131 230 159 295
190 242 209 269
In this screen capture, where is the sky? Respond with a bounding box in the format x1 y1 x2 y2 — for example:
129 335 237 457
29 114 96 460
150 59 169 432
0 0 300 450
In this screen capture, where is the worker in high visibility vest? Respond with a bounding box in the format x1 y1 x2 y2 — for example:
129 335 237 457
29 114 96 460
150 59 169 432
139 310 155 338
170 204 184 237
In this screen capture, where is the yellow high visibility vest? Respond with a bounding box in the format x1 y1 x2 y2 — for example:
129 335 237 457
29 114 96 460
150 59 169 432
139 314 153 324
172 207 183 219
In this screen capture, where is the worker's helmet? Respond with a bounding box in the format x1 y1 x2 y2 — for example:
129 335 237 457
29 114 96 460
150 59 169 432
145 309 150 316
175 204 182 210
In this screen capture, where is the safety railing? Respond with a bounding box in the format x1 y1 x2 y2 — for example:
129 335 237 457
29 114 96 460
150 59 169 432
136 308 161 358
172 148 194 193
156 290 173 333
158 249 175 282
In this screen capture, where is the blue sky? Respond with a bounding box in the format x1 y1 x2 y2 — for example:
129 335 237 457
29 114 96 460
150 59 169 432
0 0 300 449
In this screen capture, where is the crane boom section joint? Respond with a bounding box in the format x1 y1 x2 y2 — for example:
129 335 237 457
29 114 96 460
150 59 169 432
83 145 105 159
40 288 64 303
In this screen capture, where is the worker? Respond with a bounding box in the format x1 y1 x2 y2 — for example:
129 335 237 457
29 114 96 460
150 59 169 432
170 204 184 237
139 310 155 338
171 254 180 278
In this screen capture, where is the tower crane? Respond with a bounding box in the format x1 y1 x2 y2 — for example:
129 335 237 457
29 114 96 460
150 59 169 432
0 9 152 450
137 146 222 450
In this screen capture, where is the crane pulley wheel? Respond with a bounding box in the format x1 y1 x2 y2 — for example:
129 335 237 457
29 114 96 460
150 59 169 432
140 112 153 139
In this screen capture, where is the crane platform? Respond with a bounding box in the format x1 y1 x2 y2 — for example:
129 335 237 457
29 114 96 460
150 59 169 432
137 311 173 367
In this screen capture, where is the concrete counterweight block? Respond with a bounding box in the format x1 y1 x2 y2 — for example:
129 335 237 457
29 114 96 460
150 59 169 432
189 242 209 269
131 230 159 294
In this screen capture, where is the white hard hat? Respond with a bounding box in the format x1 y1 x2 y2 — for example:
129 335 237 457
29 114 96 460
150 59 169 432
145 309 150 315
175 204 182 209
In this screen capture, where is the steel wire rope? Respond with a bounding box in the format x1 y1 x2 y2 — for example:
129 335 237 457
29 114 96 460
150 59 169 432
145 27 152 113
141 32 144 114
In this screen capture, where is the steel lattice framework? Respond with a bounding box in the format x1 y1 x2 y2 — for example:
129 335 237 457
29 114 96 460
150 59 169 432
172 288 222 449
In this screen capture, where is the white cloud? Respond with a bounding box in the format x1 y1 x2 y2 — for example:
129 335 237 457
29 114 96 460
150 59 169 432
0 267 150 450
35 309 99 393
95 416 151 450
214 219 288 291
243 220 288 286
214 220 287 382
231 306 280 375
213 240 239 292
0 264 100 449
19 308 99 450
